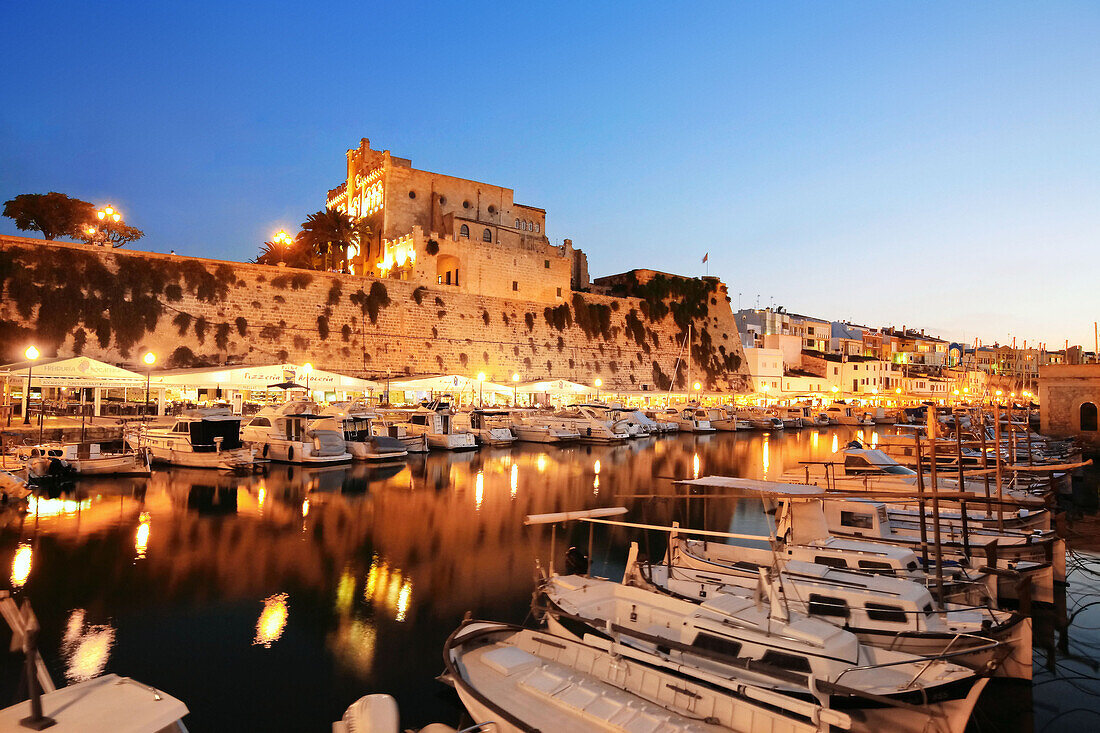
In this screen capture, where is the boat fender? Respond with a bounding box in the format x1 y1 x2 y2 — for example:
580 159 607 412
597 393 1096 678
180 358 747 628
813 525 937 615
565 546 588 575
262 444 269 458
288 446 295 462
587 427 592 437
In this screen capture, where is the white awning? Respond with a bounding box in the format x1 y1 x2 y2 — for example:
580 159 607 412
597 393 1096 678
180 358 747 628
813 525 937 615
149 363 379 391
0 357 146 386
519 379 596 395
387 374 514 395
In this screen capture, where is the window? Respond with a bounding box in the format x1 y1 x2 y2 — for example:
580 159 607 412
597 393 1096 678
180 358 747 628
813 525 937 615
535 223 540 233
857 560 893 572
840 511 874 529
515 219 521 228
814 556 848 569
759 650 812 674
557 287 562 297
691 633 742 659
482 228 492 242
808 594 849 618
1082 402 1098 432
512 281 518 291
463 200 470 209
439 195 446 204
408 191 416 199
459 224 469 238
865 603 908 623
488 205 496 214
249 417 271 428
544 260 550 269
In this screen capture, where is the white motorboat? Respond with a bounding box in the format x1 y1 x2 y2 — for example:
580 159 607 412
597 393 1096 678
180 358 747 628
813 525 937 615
511 413 580 443
456 409 517 446
18 442 150 479
628 538 1031 681
371 417 430 453
663 406 715 433
825 405 874 426
385 405 478 451
540 575 988 733
317 403 408 460
127 409 254 470
703 407 739 431
545 407 629 444
241 401 353 464
444 619 837 733
334 694 459 733
641 410 680 432
736 409 783 430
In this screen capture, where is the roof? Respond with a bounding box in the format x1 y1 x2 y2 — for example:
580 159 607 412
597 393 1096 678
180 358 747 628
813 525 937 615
673 476 825 497
150 363 378 390
0 357 145 384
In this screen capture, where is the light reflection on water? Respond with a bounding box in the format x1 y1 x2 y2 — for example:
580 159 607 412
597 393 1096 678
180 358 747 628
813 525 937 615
0 427 1092 731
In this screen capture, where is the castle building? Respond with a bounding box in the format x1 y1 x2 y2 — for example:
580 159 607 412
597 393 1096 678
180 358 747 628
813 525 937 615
327 138 585 304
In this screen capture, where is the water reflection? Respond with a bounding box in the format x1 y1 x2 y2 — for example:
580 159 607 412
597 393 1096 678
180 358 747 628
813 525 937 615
61 609 115 682
0 427 1088 731
254 593 288 647
10 542 31 587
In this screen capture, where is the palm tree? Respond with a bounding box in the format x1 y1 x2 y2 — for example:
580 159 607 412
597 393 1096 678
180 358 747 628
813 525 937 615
298 208 364 273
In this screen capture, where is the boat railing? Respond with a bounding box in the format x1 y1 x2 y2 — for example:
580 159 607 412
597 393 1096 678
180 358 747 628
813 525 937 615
831 631 1001 690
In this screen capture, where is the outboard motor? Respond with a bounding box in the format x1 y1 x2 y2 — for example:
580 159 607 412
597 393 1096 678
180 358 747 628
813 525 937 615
846 439 864 449
565 546 589 576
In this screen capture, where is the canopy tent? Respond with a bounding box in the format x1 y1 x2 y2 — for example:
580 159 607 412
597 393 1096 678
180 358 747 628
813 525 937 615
0 357 146 387
387 374 514 396
149 363 379 392
518 379 597 396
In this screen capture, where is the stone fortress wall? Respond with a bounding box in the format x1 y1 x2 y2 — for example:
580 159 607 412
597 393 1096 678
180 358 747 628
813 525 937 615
0 235 749 393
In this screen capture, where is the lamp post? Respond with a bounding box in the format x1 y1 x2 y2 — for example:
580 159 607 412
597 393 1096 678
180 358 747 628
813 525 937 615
512 372 520 406
302 362 313 399
142 352 156 418
22 345 39 425
477 372 486 407
594 377 602 403
85 205 125 247
273 229 293 263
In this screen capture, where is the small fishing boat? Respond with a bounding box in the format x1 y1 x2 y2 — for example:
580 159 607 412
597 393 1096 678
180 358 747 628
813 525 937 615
456 409 517 446
17 442 150 479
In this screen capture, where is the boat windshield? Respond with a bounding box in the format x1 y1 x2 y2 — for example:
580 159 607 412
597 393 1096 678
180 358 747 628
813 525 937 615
190 420 242 452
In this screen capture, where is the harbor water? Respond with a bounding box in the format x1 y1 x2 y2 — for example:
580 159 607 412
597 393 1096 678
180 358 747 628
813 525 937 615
1 427 1097 731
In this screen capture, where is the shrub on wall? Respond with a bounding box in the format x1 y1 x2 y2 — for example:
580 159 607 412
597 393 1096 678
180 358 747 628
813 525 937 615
426 240 439 256
317 315 330 339
350 282 391 324
412 286 427 305
327 280 342 305
235 316 248 336
168 346 196 368
341 324 352 342
193 316 208 344
173 312 192 336
524 312 535 331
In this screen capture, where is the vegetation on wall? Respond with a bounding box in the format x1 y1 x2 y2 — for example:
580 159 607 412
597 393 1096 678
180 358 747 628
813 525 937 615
349 282 391 324
412 286 427 305
327 280 342 305
571 293 612 340
317 315 330 340
543 303 571 331
426 240 439 256
235 317 248 336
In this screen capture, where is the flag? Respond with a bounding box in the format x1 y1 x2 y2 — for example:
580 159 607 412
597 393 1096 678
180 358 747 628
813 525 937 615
702 253 708 263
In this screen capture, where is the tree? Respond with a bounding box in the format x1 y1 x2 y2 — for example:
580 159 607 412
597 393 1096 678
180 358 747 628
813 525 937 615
253 235 314 269
296 208 371 273
2 192 94 240
74 219 145 248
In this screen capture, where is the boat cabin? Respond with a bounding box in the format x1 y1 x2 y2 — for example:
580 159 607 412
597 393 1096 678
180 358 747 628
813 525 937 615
168 417 244 452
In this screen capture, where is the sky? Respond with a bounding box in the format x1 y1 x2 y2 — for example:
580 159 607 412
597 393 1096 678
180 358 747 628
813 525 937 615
2 2 1098 350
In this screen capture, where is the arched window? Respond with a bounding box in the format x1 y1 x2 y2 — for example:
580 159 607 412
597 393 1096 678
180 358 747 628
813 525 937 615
515 218 521 228
1081 402 1098 431
459 224 469 238
482 228 492 242
535 223 540 233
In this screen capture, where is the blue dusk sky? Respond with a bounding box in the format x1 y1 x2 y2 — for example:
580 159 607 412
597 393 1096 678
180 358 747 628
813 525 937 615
2 2 1098 350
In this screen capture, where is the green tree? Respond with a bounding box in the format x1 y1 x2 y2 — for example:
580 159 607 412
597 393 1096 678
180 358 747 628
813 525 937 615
253 235 314 268
296 208 370 273
74 219 145 248
2 192 94 240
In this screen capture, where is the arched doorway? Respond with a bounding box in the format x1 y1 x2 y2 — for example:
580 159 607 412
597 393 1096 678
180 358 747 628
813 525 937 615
1081 402 1098 431
437 254 460 287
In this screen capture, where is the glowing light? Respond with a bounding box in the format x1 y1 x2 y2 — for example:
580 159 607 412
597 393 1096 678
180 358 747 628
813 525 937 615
831 434 839 454
134 512 150 559
27 496 91 517
594 378 602 388
762 436 770 474
104 206 114 216
811 431 819 448
593 460 601 475
693 453 700 480
63 622 115 682
301 499 310 518
537 454 548 473
395 579 412 622
953 389 960 396
475 471 484 510
963 387 969 393
254 593 289 648
871 431 880 448
512 373 520 382
97 211 106 220
302 362 313 374
257 486 266 512
143 351 156 366
85 227 96 235
593 475 600 494
693 382 702 391
996 390 1003 396
24 345 39 361
856 429 865 443
477 372 486 382
111 213 120 222
64 610 85 646
895 388 902 394
11 543 32 588
831 386 839 394
510 463 518 499
335 569 355 614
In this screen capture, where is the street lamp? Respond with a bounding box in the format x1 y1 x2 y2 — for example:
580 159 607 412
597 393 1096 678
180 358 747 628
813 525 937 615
86 205 125 247
512 372 520 406
302 362 313 397
594 377 602 403
273 229 293 263
477 372 486 406
142 352 156 418
22 345 39 425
